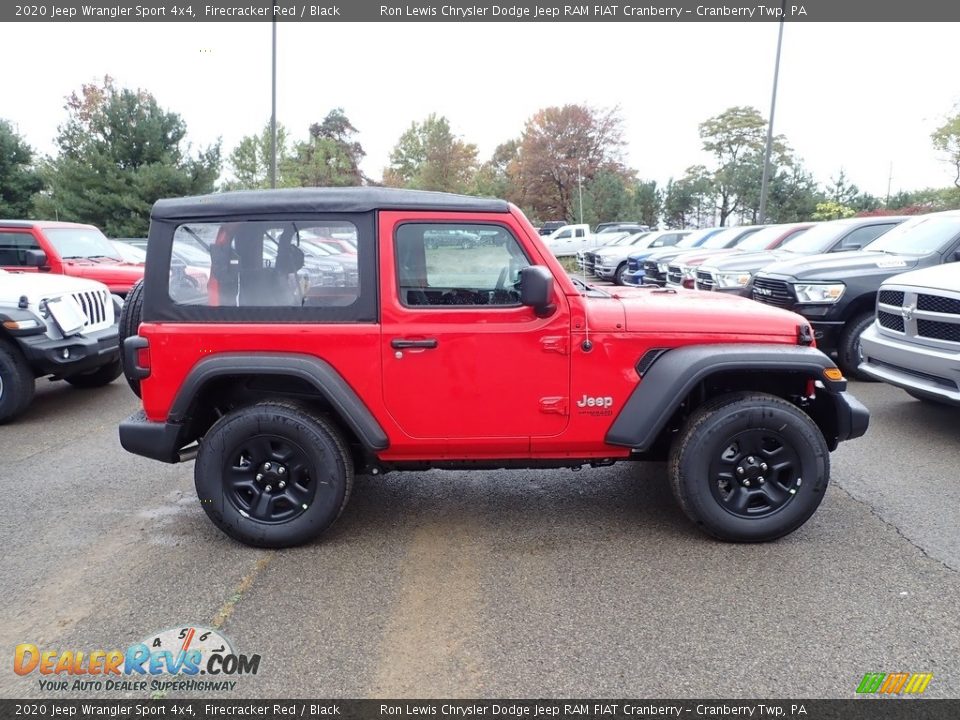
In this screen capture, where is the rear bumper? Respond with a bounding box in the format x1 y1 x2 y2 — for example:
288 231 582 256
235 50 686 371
860 325 960 405
119 410 187 463
17 325 119 378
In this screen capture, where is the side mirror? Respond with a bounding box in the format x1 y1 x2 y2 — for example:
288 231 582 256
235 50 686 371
520 266 556 318
24 249 47 267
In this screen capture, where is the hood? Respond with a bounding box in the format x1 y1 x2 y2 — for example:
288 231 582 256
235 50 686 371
759 250 923 281
602 286 804 340
643 246 696 264
668 247 740 268
881 262 960 292
64 261 144 287
0 270 110 305
701 248 794 273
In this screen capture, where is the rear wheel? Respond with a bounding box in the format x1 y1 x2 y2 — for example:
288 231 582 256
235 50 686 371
195 402 354 548
838 312 877 382
118 278 145 397
669 392 830 542
0 340 35 423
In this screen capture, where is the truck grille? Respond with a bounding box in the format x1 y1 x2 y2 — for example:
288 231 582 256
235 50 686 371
751 278 794 308
71 289 110 328
584 253 598 274
918 294 960 315
878 290 904 306
627 258 640 271
643 260 665 285
695 270 714 291
877 311 904 333
666 265 683 285
917 319 960 343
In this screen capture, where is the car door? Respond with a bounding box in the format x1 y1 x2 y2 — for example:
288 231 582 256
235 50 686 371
379 212 571 453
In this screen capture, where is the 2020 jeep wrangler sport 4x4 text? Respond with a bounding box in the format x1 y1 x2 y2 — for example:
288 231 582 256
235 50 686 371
118 188 869 548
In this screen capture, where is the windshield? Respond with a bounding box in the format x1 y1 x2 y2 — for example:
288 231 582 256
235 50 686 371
733 225 801 252
865 215 960 255
111 242 146 263
781 222 856 254
674 228 716 249
700 227 758 249
45 227 121 261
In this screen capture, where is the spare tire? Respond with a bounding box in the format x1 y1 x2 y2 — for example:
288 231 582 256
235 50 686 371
118 278 145 398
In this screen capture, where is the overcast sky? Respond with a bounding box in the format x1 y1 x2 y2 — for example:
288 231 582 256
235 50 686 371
3 21 958 198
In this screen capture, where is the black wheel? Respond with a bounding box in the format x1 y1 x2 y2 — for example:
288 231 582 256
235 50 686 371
838 312 878 382
613 262 628 286
195 402 354 548
668 392 830 542
0 340 35 424
118 278 145 397
64 359 122 388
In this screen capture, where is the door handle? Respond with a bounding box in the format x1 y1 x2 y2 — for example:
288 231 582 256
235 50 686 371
391 338 438 349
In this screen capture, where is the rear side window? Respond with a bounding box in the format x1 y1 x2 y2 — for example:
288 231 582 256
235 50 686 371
169 220 360 309
0 231 41 266
837 224 893 251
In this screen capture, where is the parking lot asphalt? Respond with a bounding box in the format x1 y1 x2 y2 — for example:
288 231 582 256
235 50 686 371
1 375 958 699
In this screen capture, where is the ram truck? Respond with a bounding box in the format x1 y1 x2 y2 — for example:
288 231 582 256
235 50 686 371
118 188 869 548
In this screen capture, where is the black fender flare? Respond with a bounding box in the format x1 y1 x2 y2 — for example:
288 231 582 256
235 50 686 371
606 344 852 450
169 352 389 451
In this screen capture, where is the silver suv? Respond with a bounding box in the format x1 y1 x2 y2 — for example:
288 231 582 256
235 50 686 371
860 263 960 405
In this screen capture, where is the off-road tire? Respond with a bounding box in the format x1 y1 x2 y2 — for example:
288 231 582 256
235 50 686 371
668 392 830 542
0 339 35 424
64 359 123 388
195 402 354 548
118 278 145 397
838 312 878 382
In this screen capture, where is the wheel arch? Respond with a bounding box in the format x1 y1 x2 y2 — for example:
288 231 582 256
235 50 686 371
606 344 857 453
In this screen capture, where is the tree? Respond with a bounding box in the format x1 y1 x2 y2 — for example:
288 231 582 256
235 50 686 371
0 120 44 217
632 180 660 228
510 104 627 222
662 166 714 228
698 106 791 226
383 114 477 193
931 108 960 188
306 108 366 184
223 122 291 190
812 201 856 221
472 139 520 200
825 169 879 212
36 77 220 236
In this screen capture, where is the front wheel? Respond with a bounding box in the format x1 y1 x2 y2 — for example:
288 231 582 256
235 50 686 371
668 392 830 542
613 263 628 286
195 402 354 548
838 312 878 382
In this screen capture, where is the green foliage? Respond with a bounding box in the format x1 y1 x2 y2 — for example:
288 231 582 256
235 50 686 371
223 122 292 190
812 200 856 221
383 114 478 193
0 120 44 217
662 166 714 228
931 107 960 188
36 77 220 236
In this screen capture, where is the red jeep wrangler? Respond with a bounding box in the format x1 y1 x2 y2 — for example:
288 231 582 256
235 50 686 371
0 220 144 295
118 188 868 548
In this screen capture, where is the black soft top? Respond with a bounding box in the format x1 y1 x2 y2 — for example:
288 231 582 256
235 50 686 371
151 187 509 220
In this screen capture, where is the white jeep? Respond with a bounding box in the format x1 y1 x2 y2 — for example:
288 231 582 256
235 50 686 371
0 269 121 422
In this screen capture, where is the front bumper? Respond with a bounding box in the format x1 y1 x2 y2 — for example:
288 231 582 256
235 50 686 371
622 269 645 286
16 325 119 378
594 265 617 279
808 320 845 355
859 324 960 405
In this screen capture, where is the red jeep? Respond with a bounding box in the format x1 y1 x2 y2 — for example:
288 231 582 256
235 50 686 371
0 220 144 295
118 188 868 548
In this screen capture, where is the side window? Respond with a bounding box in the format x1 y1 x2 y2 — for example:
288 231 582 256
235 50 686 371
555 230 570 239
396 223 531 308
0 231 41 266
575 229 585 238
169 220 360 308
838 224 892 251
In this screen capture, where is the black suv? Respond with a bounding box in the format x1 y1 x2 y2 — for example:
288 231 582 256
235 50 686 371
752 211 960 379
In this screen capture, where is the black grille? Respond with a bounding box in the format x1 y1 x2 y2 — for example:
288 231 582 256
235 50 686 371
666 265 683 284
877 311 904 332
751 278 794 308
695 271 714 291
918 294 960 315
878 290 904 306
584 253 598 273
643 260 665 285
917 319 960 343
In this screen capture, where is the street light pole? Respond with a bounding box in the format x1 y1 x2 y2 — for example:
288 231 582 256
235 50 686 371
270 17 277 189
577 162 584 225
758 0 786 223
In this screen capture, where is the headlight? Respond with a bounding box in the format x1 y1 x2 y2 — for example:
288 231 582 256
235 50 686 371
794 283 845 303
713 271 753 288
657 262 669 272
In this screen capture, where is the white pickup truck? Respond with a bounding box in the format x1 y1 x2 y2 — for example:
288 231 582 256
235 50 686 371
541 224 595 257
0 269 121 422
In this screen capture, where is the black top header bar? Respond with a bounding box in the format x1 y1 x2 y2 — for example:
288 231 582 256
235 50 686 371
7 0 960 22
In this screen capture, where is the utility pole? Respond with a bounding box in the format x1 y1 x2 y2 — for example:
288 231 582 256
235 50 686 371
758 0 786 223
270 17 278 189
577 162 584 225
886 162 893 206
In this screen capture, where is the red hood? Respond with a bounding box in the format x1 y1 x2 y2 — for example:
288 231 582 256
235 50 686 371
600 286 806 340
63 260 144 292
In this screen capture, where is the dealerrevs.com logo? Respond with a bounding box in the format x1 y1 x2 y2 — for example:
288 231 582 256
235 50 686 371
14 626 260 693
